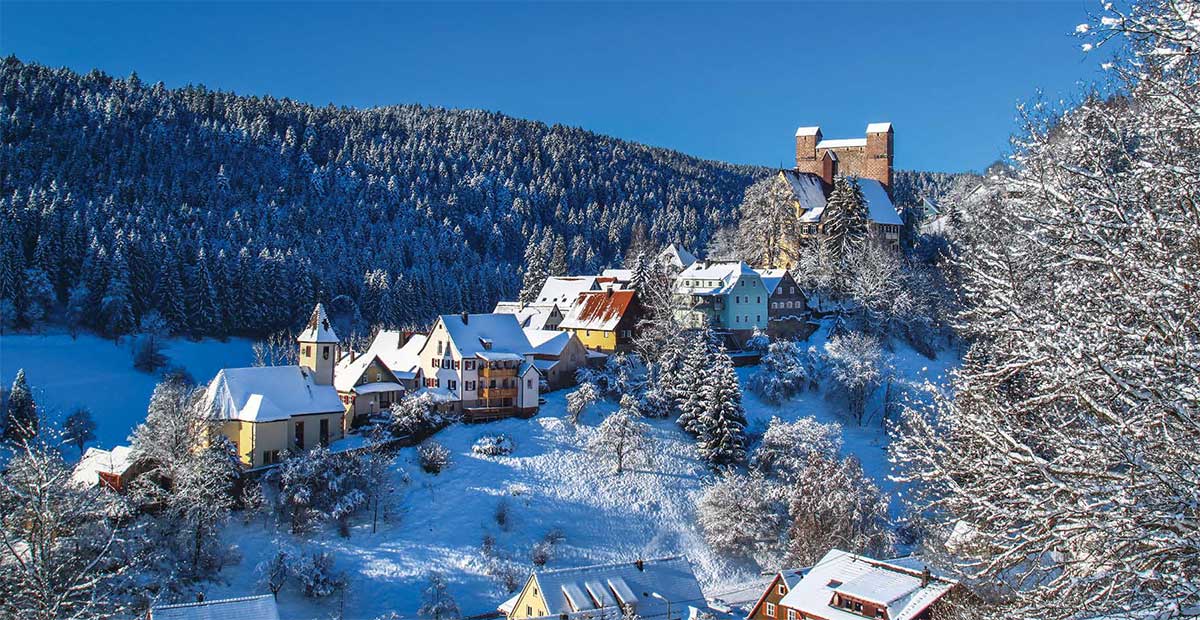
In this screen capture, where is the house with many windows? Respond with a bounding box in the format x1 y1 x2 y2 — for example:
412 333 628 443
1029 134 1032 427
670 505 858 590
417 313 541 421
674 261 769 344
203 304 346 467
524 328 589 391
756 268 812 339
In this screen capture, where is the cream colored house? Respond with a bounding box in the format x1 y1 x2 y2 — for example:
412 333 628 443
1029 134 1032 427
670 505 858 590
335 330 427 425
417 313 541 422
499 557 706 620
203 304 346 467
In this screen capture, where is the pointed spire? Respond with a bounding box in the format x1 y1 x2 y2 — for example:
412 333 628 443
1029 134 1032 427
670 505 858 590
297 303 339 343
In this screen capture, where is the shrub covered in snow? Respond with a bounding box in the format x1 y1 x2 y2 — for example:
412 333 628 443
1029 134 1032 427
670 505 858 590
577 352 646 398
696 472 787 564
293 550 347 598
822 332 888 425
744 327 771 353
388 392 457 438
472 433 515 457
418 440 451 474
418 572 461 620
565 382 599 424
751 416 843 481
746 340 813 404
276 447 369 535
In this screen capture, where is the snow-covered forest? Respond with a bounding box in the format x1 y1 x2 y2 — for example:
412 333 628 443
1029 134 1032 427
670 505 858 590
0 57 962 340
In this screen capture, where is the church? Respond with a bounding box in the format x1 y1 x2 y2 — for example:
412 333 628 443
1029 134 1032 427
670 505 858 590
203 304 347 467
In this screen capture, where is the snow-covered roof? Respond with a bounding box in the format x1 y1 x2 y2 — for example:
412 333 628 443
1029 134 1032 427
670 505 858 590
660 244 698 269
601 268 633 282
859 178 903 225
149 594 280 620
779 170 827 222
413 386 457 402
438 313 534 358
795 126 821 137
817 138 868 149
534 277 600 309
559 288 637 332
866 122 893 133
72 446 134 487
755 268 788 296
529 557 705 618
336 330 426 391
298 303 339 344
676 261 759 296
350 382 405 395
532 358 560 372
778 549 957 620
525 329 574 356
204 366 343 423
494 303 560 330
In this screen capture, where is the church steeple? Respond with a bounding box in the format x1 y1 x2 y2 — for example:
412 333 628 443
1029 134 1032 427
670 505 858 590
297 303 339 385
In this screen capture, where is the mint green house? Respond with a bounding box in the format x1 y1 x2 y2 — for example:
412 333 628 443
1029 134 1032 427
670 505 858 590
673 261 769 341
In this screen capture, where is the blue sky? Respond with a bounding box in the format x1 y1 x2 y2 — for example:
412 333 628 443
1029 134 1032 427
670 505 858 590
1 1 1106 173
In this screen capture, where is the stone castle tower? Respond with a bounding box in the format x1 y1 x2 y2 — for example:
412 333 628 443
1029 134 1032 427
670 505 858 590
297 303 339 386
794 122 894 196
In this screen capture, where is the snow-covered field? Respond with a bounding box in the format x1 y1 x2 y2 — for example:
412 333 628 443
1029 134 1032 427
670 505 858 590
0 326 958 619
204 324 959 620
0 332 255 448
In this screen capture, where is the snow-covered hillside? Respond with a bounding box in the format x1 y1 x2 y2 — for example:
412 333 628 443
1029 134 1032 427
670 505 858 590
200 324 958 619
0 333 254 448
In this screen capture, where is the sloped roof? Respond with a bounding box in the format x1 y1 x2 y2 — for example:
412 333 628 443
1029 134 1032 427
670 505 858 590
778 549 957 620
150 594 280 620
866 121 893 133
336 330 426 390
525 329 575 356
859 178 903 225
795 126 821 137
676 261 758 296
204 366 343 422
558 289 636 331
72 446 134 487
779 170 828 222
438 313 534 357
755 268 789 296
530 557 705 618
534 277 600 309
660 244 698 269
494 303 559 330
601 268 633 282
298 303 339 343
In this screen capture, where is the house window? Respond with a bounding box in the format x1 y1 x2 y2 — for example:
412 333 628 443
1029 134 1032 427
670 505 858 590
322 346 329 360
304 345 312 356
465 359 474 370
448 380 457 391
294 421 305 450
778 584 786 595
790 287 796 294
757 296 761 303
527 379 533 388
319 419 330 446
787 611 796 620
757 315 761 322
766 603 776 618
454 360 460 370
437 341 443 355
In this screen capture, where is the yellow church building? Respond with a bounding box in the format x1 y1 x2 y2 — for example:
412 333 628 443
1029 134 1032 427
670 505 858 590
203 304 347 467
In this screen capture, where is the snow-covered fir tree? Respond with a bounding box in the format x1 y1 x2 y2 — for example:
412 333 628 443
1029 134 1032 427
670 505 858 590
3 369 38 443
695 347 748 468
821 176 870 269
418 573 461 620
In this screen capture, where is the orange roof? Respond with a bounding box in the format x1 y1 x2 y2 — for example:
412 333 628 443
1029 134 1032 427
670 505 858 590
558 289 636 332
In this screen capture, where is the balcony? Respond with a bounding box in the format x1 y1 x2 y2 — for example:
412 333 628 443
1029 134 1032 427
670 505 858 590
478 386 518 399
479 365 519 379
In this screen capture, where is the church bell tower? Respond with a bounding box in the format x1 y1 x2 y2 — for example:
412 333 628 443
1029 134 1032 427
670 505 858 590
297 303 339 385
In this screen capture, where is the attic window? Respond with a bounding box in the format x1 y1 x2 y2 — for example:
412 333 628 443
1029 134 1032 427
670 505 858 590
827 580 842 588
480 338 493 350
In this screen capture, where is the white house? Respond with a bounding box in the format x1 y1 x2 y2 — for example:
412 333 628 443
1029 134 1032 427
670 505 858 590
417 313 541 421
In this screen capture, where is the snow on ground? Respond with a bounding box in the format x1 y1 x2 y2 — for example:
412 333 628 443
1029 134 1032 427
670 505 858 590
0 332 254 449
206 322 959 620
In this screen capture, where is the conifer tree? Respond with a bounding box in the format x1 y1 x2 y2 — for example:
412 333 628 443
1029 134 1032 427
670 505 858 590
100 251 134 338
822 176 870 268
676 332 711 436
518 233 549 305
696 347 748 467
4 369 38 444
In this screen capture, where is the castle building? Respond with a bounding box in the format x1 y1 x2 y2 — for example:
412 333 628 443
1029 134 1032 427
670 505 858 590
781 123 904 253
203 304 346 467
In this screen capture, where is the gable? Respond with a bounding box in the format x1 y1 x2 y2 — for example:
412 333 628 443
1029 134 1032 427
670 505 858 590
510 574 550 618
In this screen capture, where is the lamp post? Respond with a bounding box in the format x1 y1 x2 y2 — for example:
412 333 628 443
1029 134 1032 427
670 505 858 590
648 592 671 620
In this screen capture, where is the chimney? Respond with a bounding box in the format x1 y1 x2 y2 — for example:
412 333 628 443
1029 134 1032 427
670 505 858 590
350 349 356 363
461 311 469 325
606 286 613 298
196 592 205 603
635 559 645 572
921 567 930 588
